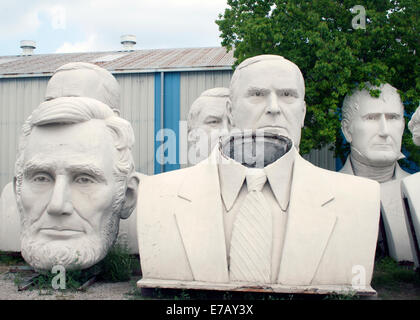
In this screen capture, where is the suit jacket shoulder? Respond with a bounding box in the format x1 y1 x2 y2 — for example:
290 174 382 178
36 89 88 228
137 162 220 281
279 155 380 286
296 154 380 202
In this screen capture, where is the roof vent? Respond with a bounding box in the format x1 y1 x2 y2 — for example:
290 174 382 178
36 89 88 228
20 40 36 56
120 35 136 51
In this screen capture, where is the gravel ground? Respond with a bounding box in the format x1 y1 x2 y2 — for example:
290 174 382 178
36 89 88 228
0 271 138 300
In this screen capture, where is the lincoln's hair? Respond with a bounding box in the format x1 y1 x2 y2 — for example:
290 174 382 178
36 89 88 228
408 107 420 146
15 96 135 217
229 55 305 106
45 62 121 112
187 87 230 131
342 83 404 133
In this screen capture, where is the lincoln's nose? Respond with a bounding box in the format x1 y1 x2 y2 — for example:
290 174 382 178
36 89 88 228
46 175 73 216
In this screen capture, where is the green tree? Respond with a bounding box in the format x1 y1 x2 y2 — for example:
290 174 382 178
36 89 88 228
216 0 420 169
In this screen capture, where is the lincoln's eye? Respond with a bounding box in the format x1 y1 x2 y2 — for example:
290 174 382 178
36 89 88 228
75 176 95 184
33 175 51 183
255 91 261 96
366 114 378 120
284 92 290 97
387 114 400 120
32 173 52 184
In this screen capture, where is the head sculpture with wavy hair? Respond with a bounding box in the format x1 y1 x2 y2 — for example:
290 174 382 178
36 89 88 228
14 96 138 271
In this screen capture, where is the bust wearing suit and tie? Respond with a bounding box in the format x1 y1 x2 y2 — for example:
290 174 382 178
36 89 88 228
340 83 413 263
137 55 380 294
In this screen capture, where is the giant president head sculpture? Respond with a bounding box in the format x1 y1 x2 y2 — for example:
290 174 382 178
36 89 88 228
187 87 230 164
227 55 306 149
14 97 138 271
341 83 405 168
45 62 121 115
408 106 420 147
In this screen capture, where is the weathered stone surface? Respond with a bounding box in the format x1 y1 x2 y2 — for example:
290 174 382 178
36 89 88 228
137 55 381 294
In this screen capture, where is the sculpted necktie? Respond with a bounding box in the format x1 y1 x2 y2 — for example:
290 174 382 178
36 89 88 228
229 168 272 283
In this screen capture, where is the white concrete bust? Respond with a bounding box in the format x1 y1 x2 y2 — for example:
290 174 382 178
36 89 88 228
227 55 306 150
14 97 139 271
137 55 380 295
187 87 230 165
341 83 407 181
0 63 121 250
340 83 413 262
402 107 420 267
0 62 141 254
45 62 121 115
46 62 142 254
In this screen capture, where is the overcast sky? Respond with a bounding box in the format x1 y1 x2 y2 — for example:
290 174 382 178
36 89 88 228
0 0 229 56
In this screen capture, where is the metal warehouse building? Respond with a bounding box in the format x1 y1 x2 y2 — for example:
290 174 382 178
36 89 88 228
0 47 335 191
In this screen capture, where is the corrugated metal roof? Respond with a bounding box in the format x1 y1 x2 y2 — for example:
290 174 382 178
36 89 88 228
0 47 235 77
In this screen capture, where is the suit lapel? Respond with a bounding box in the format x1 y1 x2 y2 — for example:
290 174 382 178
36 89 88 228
173 152 337 285
174 152 229 283
277 155 337 285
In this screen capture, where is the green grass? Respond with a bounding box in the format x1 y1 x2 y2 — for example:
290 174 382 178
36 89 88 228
325 292 360 300
32 268 100 291
0 252 26 266
372 257 420 287
371 257 420 300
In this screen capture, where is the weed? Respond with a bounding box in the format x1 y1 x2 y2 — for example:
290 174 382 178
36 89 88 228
30 267 99 292
372 257 420 288
98 243 138 282
13 273 23 287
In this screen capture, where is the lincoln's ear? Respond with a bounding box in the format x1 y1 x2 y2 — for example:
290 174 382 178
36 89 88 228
13 177 17 197
120 173 140 220
342 121 352 144
226 99 234 128
112 108 121 117
301 101 307 128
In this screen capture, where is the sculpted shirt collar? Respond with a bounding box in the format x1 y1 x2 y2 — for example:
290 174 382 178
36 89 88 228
345 152 409 183
217 142 296 212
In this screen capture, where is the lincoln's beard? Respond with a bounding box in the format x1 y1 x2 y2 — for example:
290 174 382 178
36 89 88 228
19 210 121 271
15 173 127 271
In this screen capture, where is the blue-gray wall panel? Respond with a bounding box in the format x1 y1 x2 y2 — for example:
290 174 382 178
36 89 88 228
0 77 49 190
